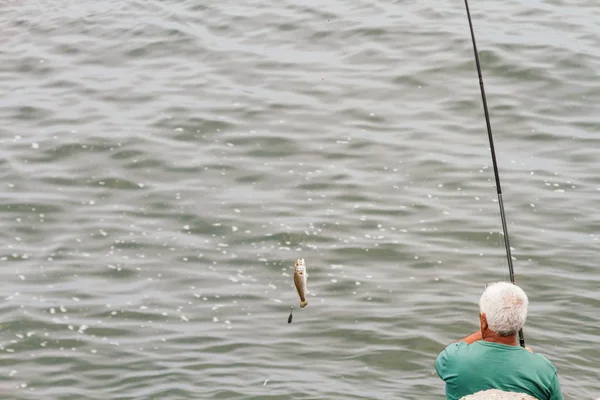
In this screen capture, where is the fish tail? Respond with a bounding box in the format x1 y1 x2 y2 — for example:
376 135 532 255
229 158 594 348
300 299 308 308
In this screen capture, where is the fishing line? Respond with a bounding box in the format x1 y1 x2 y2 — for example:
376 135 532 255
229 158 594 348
463 0 525 348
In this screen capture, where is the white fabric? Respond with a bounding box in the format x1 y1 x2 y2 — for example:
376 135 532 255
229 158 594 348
460 389 539 400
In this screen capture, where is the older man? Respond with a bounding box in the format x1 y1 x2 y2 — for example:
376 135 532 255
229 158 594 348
435 282 563 400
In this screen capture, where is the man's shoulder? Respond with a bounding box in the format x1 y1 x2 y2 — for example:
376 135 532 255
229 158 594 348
525 350 559 374
438 341 558 370
440 341 470 355
435 341 470 374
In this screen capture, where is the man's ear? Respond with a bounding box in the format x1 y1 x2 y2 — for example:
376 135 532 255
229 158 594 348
480 313 488 332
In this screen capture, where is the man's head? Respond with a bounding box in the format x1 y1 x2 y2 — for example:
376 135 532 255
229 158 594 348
479 282 528 337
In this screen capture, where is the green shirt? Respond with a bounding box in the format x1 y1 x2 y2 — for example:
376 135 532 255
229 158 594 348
435 341 563 400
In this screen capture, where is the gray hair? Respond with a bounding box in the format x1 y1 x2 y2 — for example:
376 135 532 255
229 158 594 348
479 282 528 336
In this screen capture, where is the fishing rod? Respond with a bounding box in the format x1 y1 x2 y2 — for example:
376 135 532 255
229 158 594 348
463 0 525 348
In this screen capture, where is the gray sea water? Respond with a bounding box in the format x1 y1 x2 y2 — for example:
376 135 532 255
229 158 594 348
1 0 599 399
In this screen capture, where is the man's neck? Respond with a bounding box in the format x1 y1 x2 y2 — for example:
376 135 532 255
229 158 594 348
483 333 518 346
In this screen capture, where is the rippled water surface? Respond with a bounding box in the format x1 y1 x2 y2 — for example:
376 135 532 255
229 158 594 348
1 0 599 399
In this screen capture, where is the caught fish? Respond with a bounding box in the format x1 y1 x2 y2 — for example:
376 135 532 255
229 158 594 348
294 258 308 308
